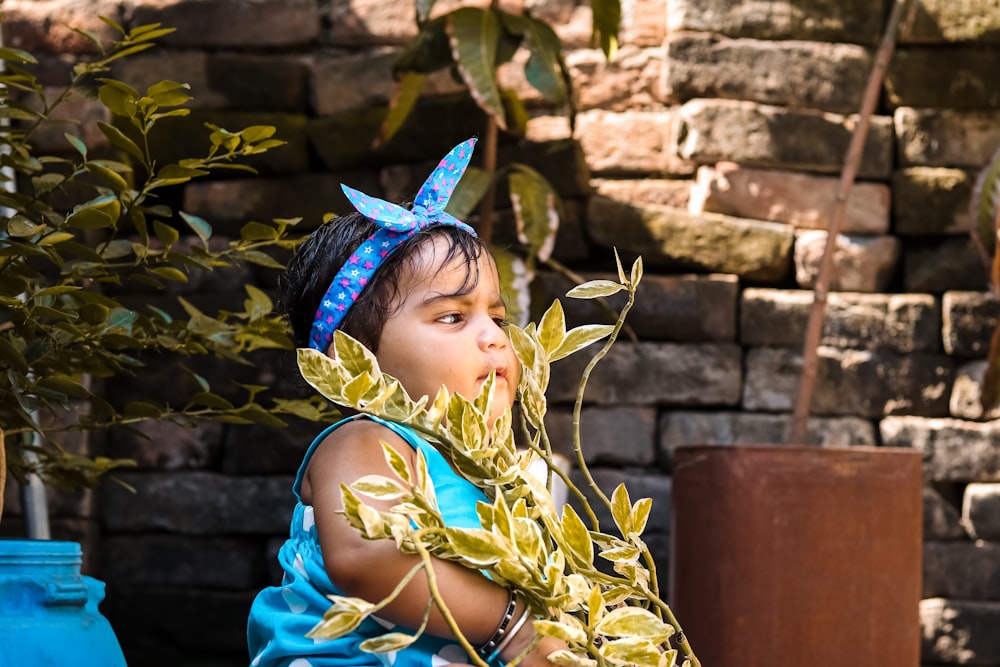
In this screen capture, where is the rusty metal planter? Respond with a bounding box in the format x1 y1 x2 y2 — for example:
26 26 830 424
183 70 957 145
670 444 922 667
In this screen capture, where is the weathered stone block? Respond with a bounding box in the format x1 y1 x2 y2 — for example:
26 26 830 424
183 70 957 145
665 32 871 114
113 52 310 112
963 483 1000 540
311 48 399 115
576 109 695 176
887 47 1000 109
744 347 953 417
221 419 318 476
587 196 794 281
899 0 1000 44
533 270 739 342
924 541 1000 600
794 230 900 292
921 598 1000 664
924 485 967 540
690 163 890 234
892 167 976 236
667 0 887 44
547 342 743 406
895 107 1000 168
105 420 224 471
950 361 1000 421
677 99 894 179
881 416 1000 482
105 587 257 656
903 238 990 293
564 46 664 111
101 535 263 588
102 472 295 534
0 0 120 53
740 288 941 353
184 172 379 236
659 411 877 461
327 0 419 46
593 178 692 210
942 291 1000 356
545 406 658 465
127 0 321 48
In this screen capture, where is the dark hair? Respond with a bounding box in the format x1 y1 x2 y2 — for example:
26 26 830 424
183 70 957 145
280 211 491 352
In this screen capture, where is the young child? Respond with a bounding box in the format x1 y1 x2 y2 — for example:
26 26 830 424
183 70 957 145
247 138 565 667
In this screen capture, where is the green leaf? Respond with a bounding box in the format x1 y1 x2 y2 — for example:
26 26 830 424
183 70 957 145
147 80 191 107
381 441 412 485
567 280 624 299
151 266 188 282
395 16 452 74
240 221 279 241
379 71 426 147
631 496 652 536
534 619 588 645
509 165 559 262
86 162 129 190
97 121 144 161
124 401 164 419
0 336 29 374
179 211 213 244
38 231 76 246
598 637 662 667
152 164 208 188
448 7 506 129
537 299 566 357
188 392 235 410
98 80 139 118
0 47 38 64
550 324 613 362
520 15 569 105
7 215 44 237
153 220 180 246
446 166 491 220
64 132 88 157
66 195 121 230
240 249 284 268
590 0 621 59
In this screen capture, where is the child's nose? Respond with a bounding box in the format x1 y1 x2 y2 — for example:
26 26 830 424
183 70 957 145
478 317 507 350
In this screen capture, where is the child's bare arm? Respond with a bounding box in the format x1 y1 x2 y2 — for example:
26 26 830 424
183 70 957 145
303 420 565 664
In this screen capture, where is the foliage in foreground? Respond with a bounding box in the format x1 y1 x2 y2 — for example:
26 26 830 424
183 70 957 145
297 255 700 667
0 20 337 497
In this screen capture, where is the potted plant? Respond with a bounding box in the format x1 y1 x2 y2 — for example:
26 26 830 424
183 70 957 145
669 1 925 666
0 19 334 663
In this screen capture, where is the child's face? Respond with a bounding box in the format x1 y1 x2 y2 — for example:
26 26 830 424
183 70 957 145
375 234 520 424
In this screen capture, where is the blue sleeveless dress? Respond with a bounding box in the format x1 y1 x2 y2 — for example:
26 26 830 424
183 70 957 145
247 415 496 667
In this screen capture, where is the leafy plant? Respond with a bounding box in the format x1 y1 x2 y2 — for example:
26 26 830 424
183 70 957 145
297 254 700 667
0 20 337 518
382 0 621 323
969 144 1000 411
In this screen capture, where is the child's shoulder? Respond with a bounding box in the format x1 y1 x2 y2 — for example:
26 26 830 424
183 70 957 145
302 417 416 503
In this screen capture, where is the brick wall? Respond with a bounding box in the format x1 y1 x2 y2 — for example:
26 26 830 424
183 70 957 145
3 0 1000 665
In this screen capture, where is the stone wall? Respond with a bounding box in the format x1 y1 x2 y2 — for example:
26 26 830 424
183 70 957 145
3 0 1000 665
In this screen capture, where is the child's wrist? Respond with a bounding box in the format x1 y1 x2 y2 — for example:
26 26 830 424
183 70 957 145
495 601 535 663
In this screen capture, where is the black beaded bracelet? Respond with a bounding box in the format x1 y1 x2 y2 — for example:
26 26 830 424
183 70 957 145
477 590 517 658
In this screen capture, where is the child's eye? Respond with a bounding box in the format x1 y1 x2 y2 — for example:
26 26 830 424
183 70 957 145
493 317 510 328
438 313 462 324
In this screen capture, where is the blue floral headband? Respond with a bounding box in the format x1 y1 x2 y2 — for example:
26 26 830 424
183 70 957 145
308 137 479 351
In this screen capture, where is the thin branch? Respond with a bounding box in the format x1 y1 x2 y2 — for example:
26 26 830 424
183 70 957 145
788 0 910 444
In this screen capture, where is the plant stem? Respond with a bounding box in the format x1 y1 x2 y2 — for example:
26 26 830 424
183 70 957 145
788 0 910 444
572 282 637 529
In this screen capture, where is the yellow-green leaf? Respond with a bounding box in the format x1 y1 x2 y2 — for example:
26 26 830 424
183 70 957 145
611 483 631 536
443 527 506 566
595 607 673 643
566 280 624 299
359 632 418 653
352 474 407 500
598 637 662 667
550 324 613 362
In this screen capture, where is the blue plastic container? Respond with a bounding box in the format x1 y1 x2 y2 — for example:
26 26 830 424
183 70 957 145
0 539 127 666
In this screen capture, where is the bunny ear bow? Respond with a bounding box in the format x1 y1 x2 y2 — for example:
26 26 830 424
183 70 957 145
308 138 479 351
339 137 477 235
